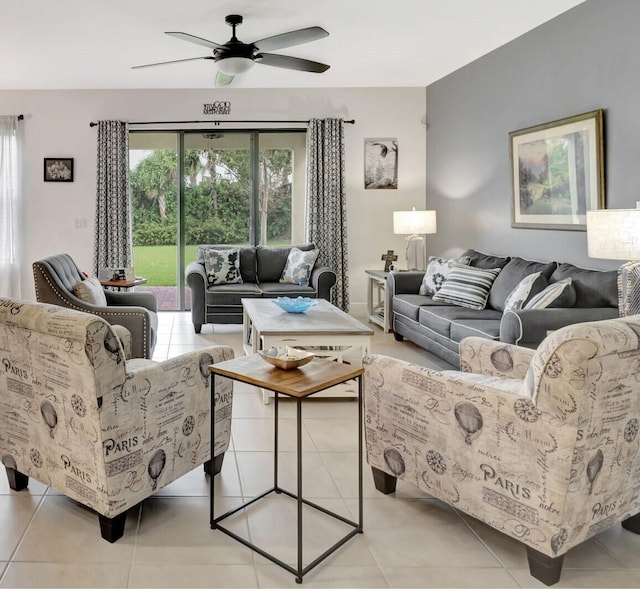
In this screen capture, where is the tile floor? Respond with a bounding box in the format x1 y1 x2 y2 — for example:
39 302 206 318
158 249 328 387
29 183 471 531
1 312 640 588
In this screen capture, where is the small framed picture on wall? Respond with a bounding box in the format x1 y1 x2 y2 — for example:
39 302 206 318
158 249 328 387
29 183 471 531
44 158 74 182
365 138 398 189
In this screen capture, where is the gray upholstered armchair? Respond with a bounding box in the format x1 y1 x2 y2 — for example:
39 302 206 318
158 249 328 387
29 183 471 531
33 253 157 359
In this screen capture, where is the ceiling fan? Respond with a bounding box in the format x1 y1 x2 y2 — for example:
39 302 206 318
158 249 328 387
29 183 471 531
132 14 330 87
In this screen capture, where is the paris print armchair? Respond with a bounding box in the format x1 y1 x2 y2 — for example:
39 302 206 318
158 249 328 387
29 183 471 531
364 316 640 585
0 297 234 542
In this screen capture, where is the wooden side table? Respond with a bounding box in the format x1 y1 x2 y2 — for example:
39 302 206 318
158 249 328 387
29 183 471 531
99 277 147 291
365 270 390 332
209 355 364 584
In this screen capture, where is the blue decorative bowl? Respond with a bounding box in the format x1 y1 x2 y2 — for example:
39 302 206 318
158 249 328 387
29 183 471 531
273 296 318 313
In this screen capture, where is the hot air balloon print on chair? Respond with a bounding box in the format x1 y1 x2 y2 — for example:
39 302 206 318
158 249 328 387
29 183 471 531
0 298 235 543
364 315 640 586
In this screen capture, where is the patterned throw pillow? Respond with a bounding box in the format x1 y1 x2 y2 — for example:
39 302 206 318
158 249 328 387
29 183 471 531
280 247 319 287
419 256 472 295
524 278 576 309
73 277 107 306
432 264 502 310
202 248 243 287
503 272 548 312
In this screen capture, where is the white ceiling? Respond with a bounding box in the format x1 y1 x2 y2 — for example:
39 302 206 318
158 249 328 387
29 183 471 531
1 0 585 90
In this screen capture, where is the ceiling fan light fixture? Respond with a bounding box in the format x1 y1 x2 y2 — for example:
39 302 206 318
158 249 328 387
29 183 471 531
217 56 254 75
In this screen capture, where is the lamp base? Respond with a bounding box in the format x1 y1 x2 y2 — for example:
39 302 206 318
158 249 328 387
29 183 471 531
405 235 426 271
618 261 640 316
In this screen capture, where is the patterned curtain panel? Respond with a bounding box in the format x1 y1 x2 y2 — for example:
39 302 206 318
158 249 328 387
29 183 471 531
93 120 132 275
0 115 22 298
305 118 349 311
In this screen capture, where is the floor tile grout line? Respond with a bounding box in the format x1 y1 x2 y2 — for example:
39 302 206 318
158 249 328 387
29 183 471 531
0 490 49 579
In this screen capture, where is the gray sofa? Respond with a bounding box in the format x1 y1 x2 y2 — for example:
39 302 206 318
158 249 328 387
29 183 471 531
186 244 337 333
390 248 619 367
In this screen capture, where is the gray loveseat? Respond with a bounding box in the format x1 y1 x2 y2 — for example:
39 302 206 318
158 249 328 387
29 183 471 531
186 244 337 333
390 248 619 367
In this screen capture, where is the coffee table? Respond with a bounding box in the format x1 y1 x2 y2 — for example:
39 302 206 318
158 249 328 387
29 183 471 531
241 298 373 403
209 354 364 584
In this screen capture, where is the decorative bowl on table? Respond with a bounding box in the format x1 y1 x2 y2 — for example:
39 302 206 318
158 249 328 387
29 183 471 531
273 296 318 314
258 346 315 370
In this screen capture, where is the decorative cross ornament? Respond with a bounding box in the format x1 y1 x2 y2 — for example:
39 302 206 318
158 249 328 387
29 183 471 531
381 250 398 272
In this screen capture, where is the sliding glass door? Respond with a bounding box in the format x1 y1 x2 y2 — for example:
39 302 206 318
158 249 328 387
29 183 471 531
129 130 305 310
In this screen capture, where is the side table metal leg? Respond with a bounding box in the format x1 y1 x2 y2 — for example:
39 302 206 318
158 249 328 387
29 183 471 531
358 375 364 532
274 392 279 492
210 375 217 529
296 398 303 583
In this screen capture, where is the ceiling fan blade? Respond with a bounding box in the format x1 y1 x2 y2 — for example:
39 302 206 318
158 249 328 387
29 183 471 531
257 53 330 73
215 71 235 87
131 56 213 69
252 26 328 52
165 31 223 50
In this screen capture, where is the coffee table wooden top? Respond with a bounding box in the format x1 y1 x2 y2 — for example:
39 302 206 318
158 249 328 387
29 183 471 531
209 354 364 398
242 298 373 336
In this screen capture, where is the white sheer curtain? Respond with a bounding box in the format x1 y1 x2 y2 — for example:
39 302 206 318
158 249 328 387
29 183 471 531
0 115 22 298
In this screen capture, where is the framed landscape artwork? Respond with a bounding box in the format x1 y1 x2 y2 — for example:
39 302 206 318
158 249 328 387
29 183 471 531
44 158 74 182
510 110 604 230
365 138 398 189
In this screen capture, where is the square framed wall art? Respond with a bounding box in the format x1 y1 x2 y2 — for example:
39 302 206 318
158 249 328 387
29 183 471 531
44 158 74 182
510 110 604 230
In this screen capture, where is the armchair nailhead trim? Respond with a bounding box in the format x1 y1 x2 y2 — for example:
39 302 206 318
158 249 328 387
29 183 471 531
33 263 149 356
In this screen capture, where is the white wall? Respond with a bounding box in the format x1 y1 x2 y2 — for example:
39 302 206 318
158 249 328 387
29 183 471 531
0 87 426 314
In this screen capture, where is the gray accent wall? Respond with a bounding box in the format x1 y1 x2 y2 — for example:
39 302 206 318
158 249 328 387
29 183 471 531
426 0 640 270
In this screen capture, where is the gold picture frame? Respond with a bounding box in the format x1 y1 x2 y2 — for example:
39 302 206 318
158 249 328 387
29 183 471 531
510 109 605 230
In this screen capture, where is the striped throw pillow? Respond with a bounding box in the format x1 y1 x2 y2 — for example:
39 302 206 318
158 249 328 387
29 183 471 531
524 278 576 309
432 264 502 310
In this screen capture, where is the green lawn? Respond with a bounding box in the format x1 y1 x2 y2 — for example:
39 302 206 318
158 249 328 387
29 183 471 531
133 242 289 285
133 245 197 285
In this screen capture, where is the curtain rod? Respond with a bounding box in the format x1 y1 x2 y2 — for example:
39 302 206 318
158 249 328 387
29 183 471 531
18 114 24 120
89 118 355 127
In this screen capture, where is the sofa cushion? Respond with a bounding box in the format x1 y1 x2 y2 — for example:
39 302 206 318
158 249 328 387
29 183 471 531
433 265 502 310
197 245 257 283
450 319 502 343
257 243 315 283
461 249 510 270
393 294 453 322
280 247 319 287
205 283 262 307
73 277 107 306
259 282 316 296
202 248 243 286
419 255 471 295
551 263 618 308
489 257 556 311
524 278 576 309
419 306 502 339
503 272 549 312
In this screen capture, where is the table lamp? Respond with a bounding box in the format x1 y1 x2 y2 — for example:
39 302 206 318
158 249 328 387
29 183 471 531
586 208 640 316
393 207 437 270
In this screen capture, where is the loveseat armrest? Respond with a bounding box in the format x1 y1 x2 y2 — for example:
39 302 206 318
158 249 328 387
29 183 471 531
459 337 534 379
105 290 157 313
186 262 207 331
500 307 619 348
310 265 337 301
387 270 424 296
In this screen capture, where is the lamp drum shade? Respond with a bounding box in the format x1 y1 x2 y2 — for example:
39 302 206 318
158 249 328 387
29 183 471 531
587 209 640 260
393 210 437 235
